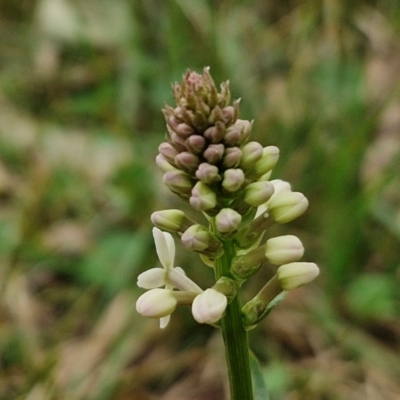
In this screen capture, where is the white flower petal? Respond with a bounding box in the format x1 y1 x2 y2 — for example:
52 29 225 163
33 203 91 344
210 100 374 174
169 268 203 293
153 227 175 270
160 315 170 329
137 268 165 289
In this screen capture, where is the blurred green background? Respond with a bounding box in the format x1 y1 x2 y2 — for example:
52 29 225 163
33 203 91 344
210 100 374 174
1 1 400 399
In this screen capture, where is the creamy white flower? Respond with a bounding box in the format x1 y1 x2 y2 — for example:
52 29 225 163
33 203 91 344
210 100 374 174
191 289 227 324
137 227 202 328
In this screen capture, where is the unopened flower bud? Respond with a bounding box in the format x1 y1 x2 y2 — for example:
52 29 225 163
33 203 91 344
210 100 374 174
244 181 275 207
240 141 263 170
222 106 236 125
158 142 178 163
176 123 195 138
223 147 242 168
195 163 221 184
215 208 242 233
222 168 245 192
277 262 319 290
204 121 225 143
175 152 200 173
151 209 194 233
208 105 224 124
224 119 252 146
265 235 304 265
156 154 176 173
253 146 280 177
191 289 227 324
136 289 178 318
185 134 207 154
268 192 308 223
190 181 217 210
181 224 222 256
204 144 225 164
269 179 291 198
163 170 193 197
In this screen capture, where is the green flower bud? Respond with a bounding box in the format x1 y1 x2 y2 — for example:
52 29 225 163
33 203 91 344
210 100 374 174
151 209 194 233
277 262 319 290
244 181 275 207
223 147 242 168
253 146 280 177
240 141 264 170
156 154 176 172
222 168 245 192
163 170 193 197
215 208 242 233
204 144 225 164
268 192 308 223
181 224 223 256
195 163 222 184
190 181 217 210
265 235 304 265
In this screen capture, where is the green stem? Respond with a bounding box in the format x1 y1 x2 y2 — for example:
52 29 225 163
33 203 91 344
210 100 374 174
215 238 254 400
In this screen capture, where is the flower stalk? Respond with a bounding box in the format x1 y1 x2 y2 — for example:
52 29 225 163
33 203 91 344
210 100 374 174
136 68 319 399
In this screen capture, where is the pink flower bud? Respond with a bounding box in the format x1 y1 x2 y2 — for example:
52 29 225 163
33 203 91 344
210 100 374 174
195 163 222 184
181 224 222 255
163 170 193 197
204 144 225 164
185 134 206 154
223 147 242 168
215 208 242 233
222 169 245 192
175 152 200 173
158 142 178 163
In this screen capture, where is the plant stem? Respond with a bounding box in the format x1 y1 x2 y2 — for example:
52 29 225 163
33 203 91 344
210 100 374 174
215 238 254 400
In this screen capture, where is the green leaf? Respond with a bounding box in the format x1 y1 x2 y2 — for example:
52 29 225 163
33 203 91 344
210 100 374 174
250 351 270 400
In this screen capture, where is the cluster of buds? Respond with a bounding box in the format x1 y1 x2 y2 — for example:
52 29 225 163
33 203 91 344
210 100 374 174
136 68 319 328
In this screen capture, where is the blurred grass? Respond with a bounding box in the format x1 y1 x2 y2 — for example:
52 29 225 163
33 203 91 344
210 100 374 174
1 0 400 399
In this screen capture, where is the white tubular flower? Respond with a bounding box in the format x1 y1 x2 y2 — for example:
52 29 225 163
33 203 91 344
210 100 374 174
265 235 304 265
191 289 228 324
137 227 202 328
277 262 319 290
